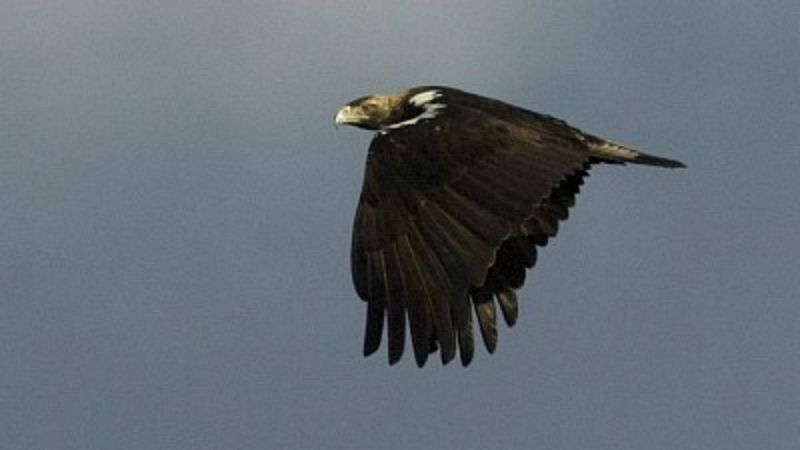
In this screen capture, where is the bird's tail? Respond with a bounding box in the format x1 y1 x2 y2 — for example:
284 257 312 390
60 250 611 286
587 137 686 169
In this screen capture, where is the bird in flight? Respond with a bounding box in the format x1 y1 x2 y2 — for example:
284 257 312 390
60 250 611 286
335 86 685 367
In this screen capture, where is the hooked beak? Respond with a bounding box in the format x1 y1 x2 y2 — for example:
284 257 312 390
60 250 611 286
335 105 371 129
334 106 351 129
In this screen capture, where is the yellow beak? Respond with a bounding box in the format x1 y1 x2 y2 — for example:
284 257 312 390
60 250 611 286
335 106 352 127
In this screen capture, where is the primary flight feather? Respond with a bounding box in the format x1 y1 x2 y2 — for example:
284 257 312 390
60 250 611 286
335 86 685 367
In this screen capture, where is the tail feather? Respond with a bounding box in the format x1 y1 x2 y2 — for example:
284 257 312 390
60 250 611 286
588 138 686 169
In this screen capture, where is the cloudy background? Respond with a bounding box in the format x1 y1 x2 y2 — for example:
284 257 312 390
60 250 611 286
2 1 798 449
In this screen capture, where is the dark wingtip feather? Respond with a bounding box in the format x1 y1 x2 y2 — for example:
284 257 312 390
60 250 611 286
363 301 384 357
473 291 498 353
414 350 429 367
439 329 457 364
496 289 518 327
386 307 405 365
363 343 379 357
388 347 403 365
458 319 475 367
459 346 473 366
440 348 455 365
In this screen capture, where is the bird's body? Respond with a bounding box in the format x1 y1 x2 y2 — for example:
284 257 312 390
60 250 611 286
335 86 685 367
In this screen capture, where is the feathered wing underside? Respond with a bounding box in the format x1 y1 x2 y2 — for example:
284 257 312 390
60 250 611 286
351 89 592 366
466 166 590 363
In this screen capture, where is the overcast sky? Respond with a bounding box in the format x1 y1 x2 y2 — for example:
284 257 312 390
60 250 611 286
2 1 798 449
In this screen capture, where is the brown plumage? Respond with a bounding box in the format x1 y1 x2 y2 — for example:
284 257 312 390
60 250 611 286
336 86 685 367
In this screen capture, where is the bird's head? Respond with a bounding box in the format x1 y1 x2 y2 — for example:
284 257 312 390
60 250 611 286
335 87 448 132
334 94 402 130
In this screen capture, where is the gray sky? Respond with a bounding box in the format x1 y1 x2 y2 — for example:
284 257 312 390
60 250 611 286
2 1 798 449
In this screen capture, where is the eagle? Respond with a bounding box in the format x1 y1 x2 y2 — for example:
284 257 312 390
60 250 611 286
334 86 685 367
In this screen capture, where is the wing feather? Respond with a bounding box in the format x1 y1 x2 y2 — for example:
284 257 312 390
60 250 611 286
496 289 519 327
448 173 533 220
383 243 406 365
396 235 434 367
363 298 384 356
472 289 498 353
405 225 458 364
457 306 475 366
429 186 511 245
419 194 499 285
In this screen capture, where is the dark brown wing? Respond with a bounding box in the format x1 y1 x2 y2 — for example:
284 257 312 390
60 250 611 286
468 164 591 363
351 88 592 366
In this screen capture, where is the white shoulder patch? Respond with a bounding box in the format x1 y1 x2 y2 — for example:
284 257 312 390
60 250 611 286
382 90 446 132
409 89 443 107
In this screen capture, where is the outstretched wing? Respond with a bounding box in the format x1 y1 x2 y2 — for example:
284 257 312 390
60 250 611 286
351 88 591 366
